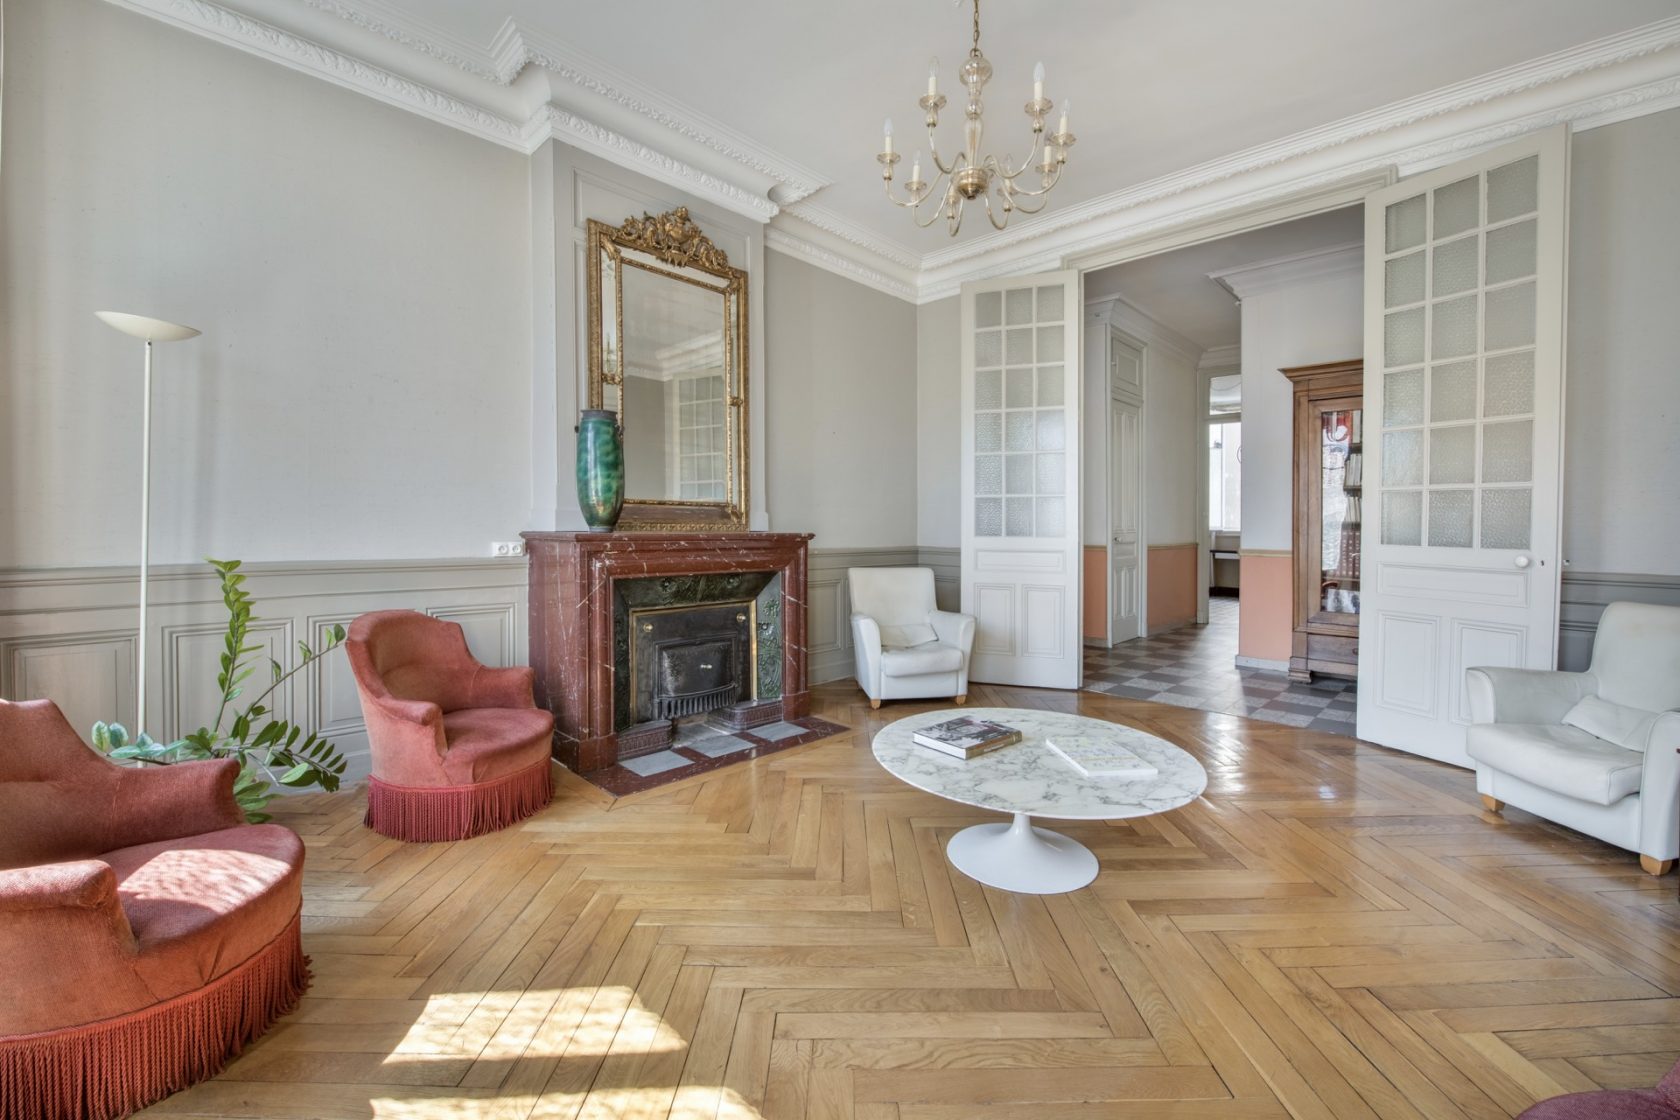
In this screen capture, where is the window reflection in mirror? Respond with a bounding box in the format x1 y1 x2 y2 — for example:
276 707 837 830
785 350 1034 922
619 264 728 503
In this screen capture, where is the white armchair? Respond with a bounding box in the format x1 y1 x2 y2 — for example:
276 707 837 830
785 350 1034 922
1467 601 1680 875
848 567 975 710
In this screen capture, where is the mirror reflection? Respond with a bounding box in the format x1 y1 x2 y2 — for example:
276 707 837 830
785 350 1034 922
620 265 729 502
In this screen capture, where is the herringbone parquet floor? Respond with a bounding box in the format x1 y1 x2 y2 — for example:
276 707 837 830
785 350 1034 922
140 682 1680 1119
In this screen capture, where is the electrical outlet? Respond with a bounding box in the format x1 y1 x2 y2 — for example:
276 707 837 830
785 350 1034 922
491 540 526 558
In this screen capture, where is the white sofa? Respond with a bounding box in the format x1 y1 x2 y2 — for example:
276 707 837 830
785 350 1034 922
1467 601 1680 874
848 567 975 709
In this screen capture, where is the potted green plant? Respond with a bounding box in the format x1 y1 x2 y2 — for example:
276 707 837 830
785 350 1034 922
92 558 348 823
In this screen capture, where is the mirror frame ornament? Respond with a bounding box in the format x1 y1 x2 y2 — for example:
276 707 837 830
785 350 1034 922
586 206 749 531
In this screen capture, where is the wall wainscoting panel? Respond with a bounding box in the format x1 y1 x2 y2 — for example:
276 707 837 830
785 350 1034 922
1557 570 1680 671
0 559 529 784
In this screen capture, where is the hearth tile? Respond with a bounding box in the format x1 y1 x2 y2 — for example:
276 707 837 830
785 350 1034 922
620 750 690 776
688 734 754 758
750 721 809 742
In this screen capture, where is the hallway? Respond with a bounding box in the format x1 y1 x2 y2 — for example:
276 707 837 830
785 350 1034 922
1082 596 1359 734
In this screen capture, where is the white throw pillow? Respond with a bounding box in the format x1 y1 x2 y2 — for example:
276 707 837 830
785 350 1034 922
1561 694 1659 752
879 622 939 649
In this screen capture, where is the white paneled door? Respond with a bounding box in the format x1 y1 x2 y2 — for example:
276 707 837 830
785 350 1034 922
1356 126 1569 766
1109 361 1143 644
961 271 1083 689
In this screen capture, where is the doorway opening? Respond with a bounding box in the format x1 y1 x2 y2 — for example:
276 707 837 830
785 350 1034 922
1078 205 1364 732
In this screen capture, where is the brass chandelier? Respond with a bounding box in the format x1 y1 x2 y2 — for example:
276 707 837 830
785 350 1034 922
877 0 1075 236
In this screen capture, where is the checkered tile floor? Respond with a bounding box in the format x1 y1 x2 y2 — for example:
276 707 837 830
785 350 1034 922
1082 597 1359 734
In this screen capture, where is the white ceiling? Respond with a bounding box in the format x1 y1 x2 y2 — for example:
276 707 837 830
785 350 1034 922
1084 206 1362 350
374 0 1680 253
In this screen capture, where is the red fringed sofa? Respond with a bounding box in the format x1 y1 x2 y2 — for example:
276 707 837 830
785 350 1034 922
0 698 308 1120
346 610 554 841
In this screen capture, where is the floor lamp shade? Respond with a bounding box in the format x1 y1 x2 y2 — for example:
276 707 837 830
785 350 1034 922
98 311 201 736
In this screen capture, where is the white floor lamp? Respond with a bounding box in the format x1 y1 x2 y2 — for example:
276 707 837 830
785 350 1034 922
96 311 202 737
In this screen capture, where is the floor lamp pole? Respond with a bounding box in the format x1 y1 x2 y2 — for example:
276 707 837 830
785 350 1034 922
138 339 153 736
95 310 201 739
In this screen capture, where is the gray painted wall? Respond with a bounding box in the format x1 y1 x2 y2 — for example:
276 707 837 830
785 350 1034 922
1 0 533 566
916 297 962 548
763 252 919 548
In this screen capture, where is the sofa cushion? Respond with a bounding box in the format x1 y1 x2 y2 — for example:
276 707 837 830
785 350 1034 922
1561 694 1659 752
880 642 965 677
880 621 939 649
1467 722 1644 806
103 823 304 1000
441 707 554 784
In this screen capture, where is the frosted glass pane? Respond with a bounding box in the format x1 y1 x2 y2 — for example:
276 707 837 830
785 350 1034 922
1384 369 1424 428
1005 453 1033 494
976 330 1002 367
1036 452 1065 494
976 368 1002 409
1384 430 1423 486
1486 219 1537 284
1036 286 1063 322
1385 251 1425 308
1035 497 1066 538
1484 350 1535 417
1036 409 1066 451
976 291 1002 328
1036 326 1064 363
1005 410 1034 451
1485 282 1535 350
1385 307 1425 368
1482 419 1533 483
1430 360 1477 422
1386 195 1425 253
1432 235 1479 297
975 453 1002 495
1383 490 1423 546
975 412 1002 453
1432 294 1478 360
1005 328 1033 365
1006 497 1034 537
1487 156 1538 222
1481 488 1531 549
975 497 1002 536
1429 489 1474 548
1429 425 1475 485
1005 288 1034 325
1037 367 1064 406
1006 367 1033 408
1433 176 1481 239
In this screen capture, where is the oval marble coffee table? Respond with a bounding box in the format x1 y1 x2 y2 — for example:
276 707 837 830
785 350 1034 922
872 707 1207 894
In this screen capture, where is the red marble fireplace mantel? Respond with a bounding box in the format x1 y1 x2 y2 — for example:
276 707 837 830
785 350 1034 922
523 531 813 773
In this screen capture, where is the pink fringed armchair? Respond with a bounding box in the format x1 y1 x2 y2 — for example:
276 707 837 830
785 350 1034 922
346 610 554 841
0 698 308 1120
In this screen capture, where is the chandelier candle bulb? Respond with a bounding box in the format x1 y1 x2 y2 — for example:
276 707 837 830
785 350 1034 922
1058 99 1071 136
1033 61 1044 101
882 118 893 155
928 58 938 97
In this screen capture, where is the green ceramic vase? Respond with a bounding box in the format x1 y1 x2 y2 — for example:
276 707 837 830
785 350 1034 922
575 409 625 532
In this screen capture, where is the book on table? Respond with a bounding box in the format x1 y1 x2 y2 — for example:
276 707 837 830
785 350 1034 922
1044 736 1158 779
912 717 1022 758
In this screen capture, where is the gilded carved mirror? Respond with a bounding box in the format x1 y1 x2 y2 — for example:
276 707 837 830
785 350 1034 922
587 207 748 530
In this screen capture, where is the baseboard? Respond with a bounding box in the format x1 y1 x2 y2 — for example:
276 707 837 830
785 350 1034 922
1234 654 1289 672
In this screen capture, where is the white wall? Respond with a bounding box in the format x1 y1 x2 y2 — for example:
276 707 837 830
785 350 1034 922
763 251 919 547
916 296 961 549
0 0 533 566
1232 267 1364 551
1563 108 1680 575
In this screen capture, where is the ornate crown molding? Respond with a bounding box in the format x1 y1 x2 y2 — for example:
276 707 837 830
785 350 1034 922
764 228 917 304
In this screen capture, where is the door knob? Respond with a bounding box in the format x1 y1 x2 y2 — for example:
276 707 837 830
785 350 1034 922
1514 555 1531 569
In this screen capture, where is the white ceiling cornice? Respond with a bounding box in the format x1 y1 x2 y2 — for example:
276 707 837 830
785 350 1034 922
1210 242 1364 300
100 3 1680 305
1198 345 1242 373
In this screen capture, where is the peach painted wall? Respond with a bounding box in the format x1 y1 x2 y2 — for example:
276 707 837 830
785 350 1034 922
1146 545 1197 632
1083 546 1108 641
1238 552 1294 663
